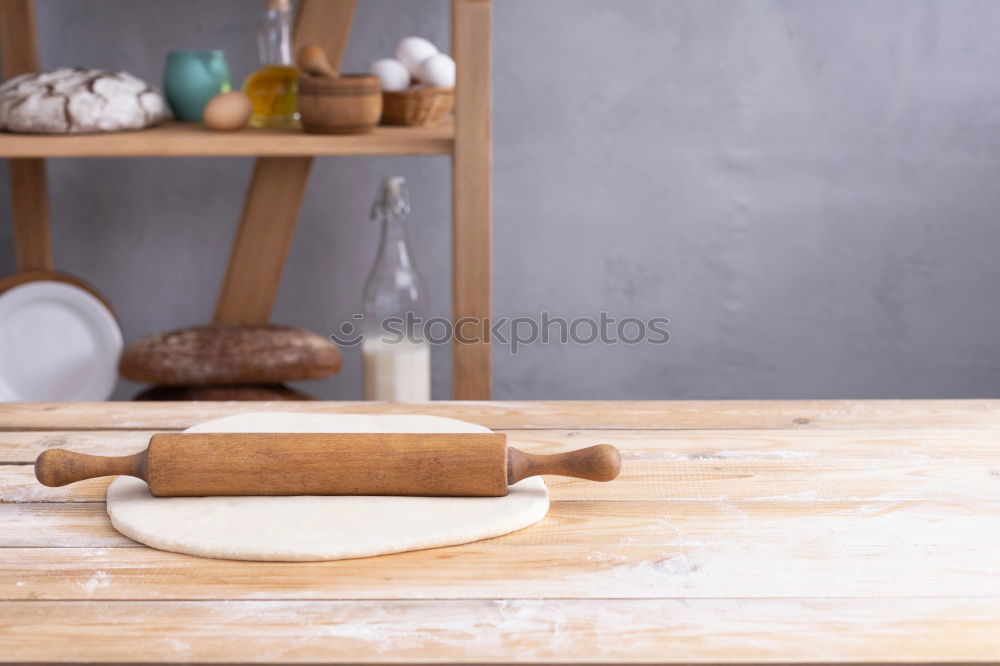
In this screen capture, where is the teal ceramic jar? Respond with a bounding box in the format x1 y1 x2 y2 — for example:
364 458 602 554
163 50 232 122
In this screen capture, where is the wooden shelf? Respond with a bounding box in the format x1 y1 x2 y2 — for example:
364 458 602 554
0 121 454 158
0 0 493 399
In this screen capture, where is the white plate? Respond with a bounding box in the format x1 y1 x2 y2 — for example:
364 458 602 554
0 280 122 401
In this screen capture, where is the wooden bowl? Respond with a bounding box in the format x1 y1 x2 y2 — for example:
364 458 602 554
381 86 454 127
297 74 382 135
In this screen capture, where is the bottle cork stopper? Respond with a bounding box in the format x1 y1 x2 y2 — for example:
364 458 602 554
266 0 291 11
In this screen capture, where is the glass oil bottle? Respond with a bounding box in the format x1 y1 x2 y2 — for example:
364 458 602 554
243 0 298 128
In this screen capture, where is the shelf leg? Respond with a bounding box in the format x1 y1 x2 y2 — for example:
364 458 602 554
213 157 312 325
451 0 493 399
212 0 357 325
293 0 357 66
1 0 53 272
9 159 52 271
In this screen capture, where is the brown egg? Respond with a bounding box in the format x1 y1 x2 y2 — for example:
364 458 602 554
202 91 252 131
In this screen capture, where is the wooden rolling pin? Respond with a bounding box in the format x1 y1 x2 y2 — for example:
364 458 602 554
34 433 620 497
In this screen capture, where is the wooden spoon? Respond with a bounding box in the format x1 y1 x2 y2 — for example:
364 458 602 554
297 45 339 79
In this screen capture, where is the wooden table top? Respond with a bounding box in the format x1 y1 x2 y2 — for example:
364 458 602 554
3 399 1000 664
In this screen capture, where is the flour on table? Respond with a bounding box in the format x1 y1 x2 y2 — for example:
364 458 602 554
106 412 549 561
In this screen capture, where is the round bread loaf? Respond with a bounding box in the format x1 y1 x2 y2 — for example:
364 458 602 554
119 324 342 386
0 68 169 134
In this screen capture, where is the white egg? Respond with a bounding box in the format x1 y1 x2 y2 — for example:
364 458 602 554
415 53 456 88
395 36 439 75
369 58 411 92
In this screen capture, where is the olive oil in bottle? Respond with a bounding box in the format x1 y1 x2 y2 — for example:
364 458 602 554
243 0 298 128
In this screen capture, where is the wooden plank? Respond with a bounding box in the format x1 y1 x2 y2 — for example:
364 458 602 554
0 503 136 547
451 0 493 399
0 430 158 462
0 122 453 158
7 423 1000 504
292 0 357 67
213 156 312 324
8 159 52 270
0 0 39 78
5 543 1000 602
0 0 53 272
2 427 1000 463
3 399 1000 431
507 427 1000 458
1 466 108 502
6 453 1000 503
545 456 1000 501
3 598 1000 663
6 500 1000 549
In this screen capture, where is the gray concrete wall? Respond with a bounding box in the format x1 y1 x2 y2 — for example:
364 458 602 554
2 0 1000 400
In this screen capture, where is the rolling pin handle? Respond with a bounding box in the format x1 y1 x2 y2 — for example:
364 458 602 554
507 444 621 485
34 449 147 487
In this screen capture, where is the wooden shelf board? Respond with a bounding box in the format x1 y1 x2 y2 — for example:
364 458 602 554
0 121 454 158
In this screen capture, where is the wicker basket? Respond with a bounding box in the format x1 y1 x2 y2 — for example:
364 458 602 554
381 87 454 127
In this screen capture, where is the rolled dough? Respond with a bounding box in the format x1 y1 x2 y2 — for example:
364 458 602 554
106 413 549 561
